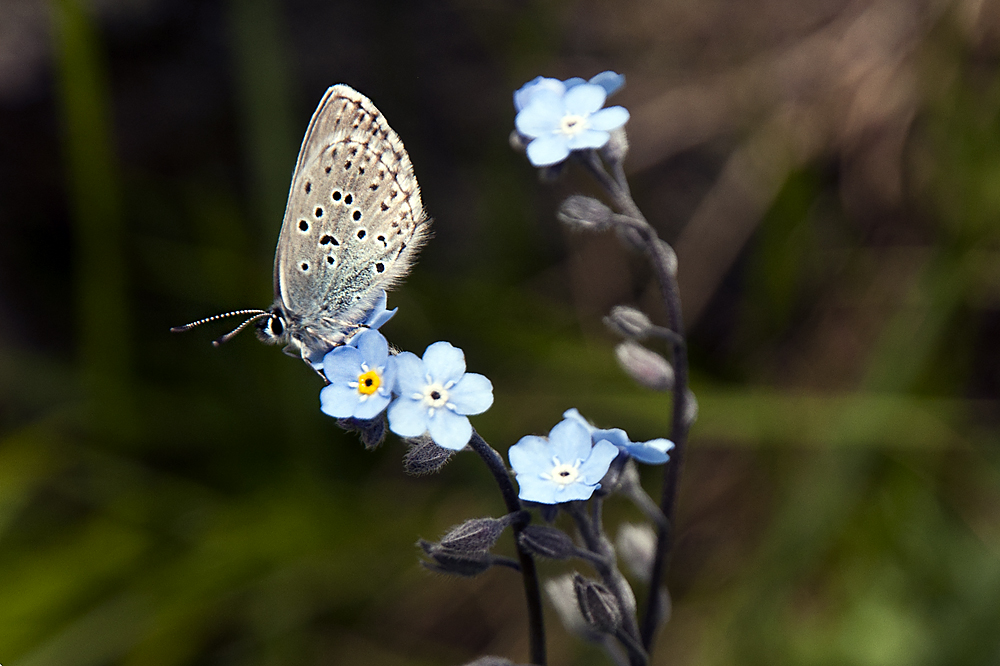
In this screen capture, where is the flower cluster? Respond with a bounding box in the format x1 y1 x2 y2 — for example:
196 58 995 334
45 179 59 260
319 326 493 451
513 71 630 167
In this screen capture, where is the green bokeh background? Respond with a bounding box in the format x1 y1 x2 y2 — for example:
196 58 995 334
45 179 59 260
1 0 999 664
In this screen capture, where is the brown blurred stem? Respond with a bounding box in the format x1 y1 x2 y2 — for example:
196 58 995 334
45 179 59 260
580 150 691 652
468 431 546 665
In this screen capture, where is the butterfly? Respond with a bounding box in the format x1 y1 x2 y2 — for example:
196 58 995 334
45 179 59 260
173 85 429 369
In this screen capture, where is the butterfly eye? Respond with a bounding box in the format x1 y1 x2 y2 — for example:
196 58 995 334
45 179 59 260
270 316 285 337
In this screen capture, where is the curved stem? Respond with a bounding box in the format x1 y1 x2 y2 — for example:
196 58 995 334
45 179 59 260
580 150 691 651
468 431 546 665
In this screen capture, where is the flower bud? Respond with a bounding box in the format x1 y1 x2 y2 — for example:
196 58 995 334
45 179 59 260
614 223 647 253
600 127 629 164
557 195 614 231
684 388 699 426
604 305 654 339
573 573 623 634
616 523 657 583
439 517 508 553
518 525 576 559
337 415 387 449
419 540 494 577
403 435 455 475
615 341 674 391
509 129 528 153
461 658 518 666
657 239 678 277
545 575 602 640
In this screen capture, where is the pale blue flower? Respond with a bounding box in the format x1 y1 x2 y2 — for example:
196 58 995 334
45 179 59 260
319 330 396 420
508 418 620 504
513 71 626 111
563 408 673 465
387 341 494 450
514 80 630 167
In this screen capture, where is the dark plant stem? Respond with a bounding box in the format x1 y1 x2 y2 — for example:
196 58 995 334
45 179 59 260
580 150 692 652
468 431 546 665
566 502 645 666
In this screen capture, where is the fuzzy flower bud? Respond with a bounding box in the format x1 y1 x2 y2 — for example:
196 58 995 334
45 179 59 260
615 341 675 391
600 126 629 164
557 195 614 232
616 523 657 583
518 525 576 560
418 540 494 577
573 574 623 634
402 436 455 475
604 305 654 339
439 515 520 553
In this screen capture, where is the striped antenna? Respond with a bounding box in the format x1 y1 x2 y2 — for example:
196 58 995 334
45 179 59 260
170 309 269 333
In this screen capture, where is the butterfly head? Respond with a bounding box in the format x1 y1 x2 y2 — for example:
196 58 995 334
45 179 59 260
255 307 289 346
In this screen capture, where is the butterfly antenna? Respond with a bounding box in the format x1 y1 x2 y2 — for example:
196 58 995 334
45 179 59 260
170 309 269 333
211 312 272 347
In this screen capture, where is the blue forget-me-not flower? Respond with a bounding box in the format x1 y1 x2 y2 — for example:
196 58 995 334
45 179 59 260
508 417 620 504
319 329 397 420
387 341 494 450
563 408 674 465
514 71 630 167
513 71 626 112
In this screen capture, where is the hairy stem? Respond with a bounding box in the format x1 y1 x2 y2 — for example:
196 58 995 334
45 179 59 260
468 431 546 665
580 150 691 651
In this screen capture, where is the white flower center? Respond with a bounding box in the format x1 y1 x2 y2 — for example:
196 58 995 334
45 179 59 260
419 381 450 410
559 113 590 136
540 455 583 487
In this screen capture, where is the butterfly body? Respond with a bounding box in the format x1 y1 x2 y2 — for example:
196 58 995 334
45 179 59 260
177 84 429 366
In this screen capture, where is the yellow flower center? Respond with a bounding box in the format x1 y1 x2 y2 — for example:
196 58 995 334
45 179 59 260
357 369 381 395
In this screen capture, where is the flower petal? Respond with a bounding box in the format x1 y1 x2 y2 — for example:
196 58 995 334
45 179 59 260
448 373 493 415
548 419 595 462
565 128 610 151
625 438 674 465
427 408 472 450
353 391 392 420
588 71 625 97
526 136 570 167
593 426 630 449
563 76 587 89
320 383 362 419
362 291 397 330
423 341 466 384
514 76 565 111
392 351 425 396
578 439 620 484
515 91 565 137
387 397 428 437
508 434 551 475
588 106 630 131
322 346 363 384
563 83 606 116
353 329 388 365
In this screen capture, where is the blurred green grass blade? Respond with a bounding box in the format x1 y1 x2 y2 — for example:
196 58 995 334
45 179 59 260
16 594 149 666
52 0 132 431
226 0 297 248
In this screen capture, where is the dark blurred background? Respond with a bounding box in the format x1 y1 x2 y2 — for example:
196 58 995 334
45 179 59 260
2 0 1000 664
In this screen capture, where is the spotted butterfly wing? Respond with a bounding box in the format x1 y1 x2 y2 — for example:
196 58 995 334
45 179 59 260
263 84 429 364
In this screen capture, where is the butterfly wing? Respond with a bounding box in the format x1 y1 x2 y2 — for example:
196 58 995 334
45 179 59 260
273 85 429 350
